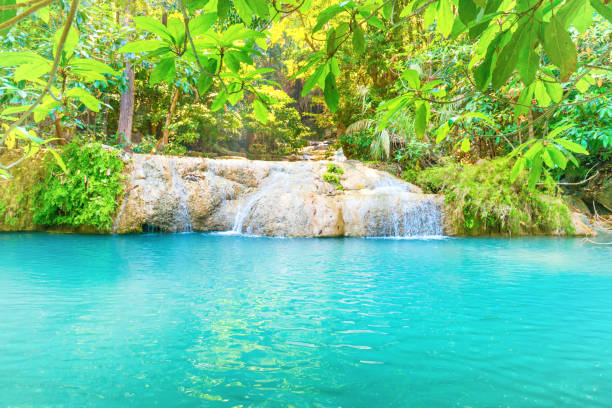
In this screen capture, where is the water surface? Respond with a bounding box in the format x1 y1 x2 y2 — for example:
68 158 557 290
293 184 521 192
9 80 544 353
1 233 612 407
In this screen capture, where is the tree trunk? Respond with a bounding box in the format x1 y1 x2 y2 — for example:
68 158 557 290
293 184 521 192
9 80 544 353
156 87 180 151
117 1 135 146
117 59 135 144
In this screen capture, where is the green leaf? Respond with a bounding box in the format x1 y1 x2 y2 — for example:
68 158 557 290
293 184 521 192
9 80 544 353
510 157 525 183
48 149 67 173
70 58 119 76
460 137 471 152
167 18 186 47
326 27 337 56
545 81 563 103
414 102 427 138
547 145 567 169
554 138 589 155
313 5 344 33
150 57 176 85
575 77 590 93
233 0 254 24
534 80 551 106
301 64 325 96
542 17 577 80
323 72 339 113
517 44 538 86
189 12 217 36
423 2 437 28
435 123 450 143
510 157 525 182
54 26 79 61
247 0 270 19
118 40 168 53
524 140 543 159
197 73 213 94
514 84 534 119
65 87 101 112
401 69 420 90
528 156 543 189
590 0 612 24
253 98 268 123
436 0 453 37
0 51 48 67
133 16 175 43
547 124 573 139
13 62 51 82
352 24 365 55
458 0 479 25
211 89 227 111
491 25 529 90
541 149 554 168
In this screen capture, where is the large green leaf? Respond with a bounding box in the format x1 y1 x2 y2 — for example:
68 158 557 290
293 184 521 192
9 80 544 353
436 0 454 37
70 58 119 76
301 64 325 97
189 12 217 36
13 62 51 82
0 51 48 66
133 16 175 43
313 5 344 33
554 138 589 155
53 26 79 61
542 17 577 80
150 57 176 85
352 24 365 55
167 18 186 47
527 156 543 189
253 98 268 123
458 0 479 25
66 87 101 112
211 89 227 111
324 72 339 113
414 102 427 138
491 23 530 90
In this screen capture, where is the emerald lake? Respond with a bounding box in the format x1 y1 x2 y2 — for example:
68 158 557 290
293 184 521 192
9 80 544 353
1 233 612 407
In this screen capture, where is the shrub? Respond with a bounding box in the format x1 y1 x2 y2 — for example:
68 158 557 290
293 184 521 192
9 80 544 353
33 142 125 231
323 172 343 190
416 158 573 235
326 163 344 174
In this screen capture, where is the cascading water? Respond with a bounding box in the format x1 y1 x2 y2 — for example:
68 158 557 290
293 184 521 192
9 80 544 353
170 159 192 232
230 171 285 234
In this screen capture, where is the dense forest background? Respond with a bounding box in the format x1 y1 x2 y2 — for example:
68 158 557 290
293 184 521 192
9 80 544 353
1 0 611 231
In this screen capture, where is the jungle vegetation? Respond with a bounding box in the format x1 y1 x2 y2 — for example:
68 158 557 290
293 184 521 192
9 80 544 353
0 0 610 197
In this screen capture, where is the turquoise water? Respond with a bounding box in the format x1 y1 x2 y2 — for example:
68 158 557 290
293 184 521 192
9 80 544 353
1 233 612 407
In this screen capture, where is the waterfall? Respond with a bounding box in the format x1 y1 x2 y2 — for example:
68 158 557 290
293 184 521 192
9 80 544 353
230 171 284 234
170 159 192 232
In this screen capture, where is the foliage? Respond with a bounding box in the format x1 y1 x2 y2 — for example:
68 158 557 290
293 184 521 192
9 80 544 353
33 141 124 231
323 163 344 190
417 158 574 235
340 129 375 160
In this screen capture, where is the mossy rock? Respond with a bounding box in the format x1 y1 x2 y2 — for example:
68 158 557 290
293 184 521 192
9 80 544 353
416 158 574 236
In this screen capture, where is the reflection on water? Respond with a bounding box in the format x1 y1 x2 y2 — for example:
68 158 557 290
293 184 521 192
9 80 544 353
1 233 612 407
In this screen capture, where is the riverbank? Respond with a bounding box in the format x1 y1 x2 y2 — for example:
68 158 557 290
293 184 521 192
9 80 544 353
0 146 602 237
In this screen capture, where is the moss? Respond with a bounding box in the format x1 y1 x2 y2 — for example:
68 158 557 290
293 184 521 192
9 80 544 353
0 149 47 232
32 142 125 232
416 158 574 236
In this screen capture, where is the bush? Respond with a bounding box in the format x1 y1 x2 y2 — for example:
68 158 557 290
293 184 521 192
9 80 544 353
340 130 375 160
326 163 344 174
323 172 343 190
416 158 573 235
33 142 125 231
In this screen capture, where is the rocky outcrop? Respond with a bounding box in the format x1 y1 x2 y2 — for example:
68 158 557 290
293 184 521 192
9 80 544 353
113 155 445 237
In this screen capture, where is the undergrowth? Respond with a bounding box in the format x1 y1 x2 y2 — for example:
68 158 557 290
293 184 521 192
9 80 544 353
33 142 125 231
416 158 574 235
323 163 344 191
